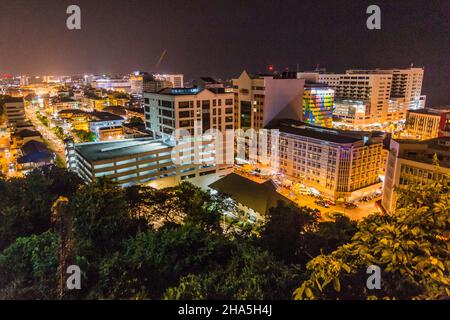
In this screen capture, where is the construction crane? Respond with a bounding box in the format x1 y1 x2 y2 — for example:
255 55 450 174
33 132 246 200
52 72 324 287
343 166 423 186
154 49 167 73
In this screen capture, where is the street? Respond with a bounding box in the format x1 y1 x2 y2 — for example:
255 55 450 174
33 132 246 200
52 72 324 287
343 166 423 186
24 104 66 163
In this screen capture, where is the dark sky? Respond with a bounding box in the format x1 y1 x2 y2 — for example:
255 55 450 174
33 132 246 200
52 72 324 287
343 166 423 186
0 0 448 105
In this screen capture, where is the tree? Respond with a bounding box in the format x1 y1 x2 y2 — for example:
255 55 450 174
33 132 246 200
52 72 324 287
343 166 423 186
0 231 59 299
294 182 450 300
72 129 96 142
164 243 300 300
0 166 82 251
96 226 234 299
260 201 319 263
128 116 143 125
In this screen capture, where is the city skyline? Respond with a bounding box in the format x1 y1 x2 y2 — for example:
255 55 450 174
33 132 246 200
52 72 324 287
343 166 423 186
0 0 448 106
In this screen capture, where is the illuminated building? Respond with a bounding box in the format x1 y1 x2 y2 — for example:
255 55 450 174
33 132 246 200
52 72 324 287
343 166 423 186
232 70 305 131
382 137 450 214
129 71 152 95
89 111 125 139
144 87 234 135
266 119 385 201
98 126 125 141
318 72 393 126
143 87 235 170
153 74 184 88
91 76 131 92
305 67 425 126
3 98 26 127
65 136 226 187
303 82 334 128
49 97 78 114
142 78 173 93
58 109 90 131
405 106 450 140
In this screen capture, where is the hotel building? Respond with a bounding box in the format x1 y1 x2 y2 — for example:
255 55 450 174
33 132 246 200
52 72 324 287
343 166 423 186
382 137 450 213
405 106 450 140
306 67 425 126
266 119 385 201
318 72 393 126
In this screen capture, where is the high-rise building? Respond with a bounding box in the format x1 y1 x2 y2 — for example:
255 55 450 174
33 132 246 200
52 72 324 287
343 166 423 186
129 71 152 95
302 82 334 128
405 106 450 140
232 70 305 131
143 87 235 169
3 98 26 127
153 74 184 88
347 67 425 118
266 119 385 201
143 87 234 137
313 67 424 126
318 72 393 126
382 137 450 213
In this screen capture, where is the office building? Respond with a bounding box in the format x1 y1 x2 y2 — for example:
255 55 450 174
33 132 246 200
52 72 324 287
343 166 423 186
266 119 385 201
143 87 235 168
3 98 26 127
153 74 184 88
232 70 305 131
129 71 152 95
143 87 234 136
382 137 450 213
405 106 450 140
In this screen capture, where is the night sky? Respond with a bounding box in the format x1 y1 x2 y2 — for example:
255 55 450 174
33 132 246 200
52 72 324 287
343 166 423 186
0 0 448 106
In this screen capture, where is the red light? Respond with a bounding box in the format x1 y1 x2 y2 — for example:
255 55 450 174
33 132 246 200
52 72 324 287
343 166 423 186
268 65 274 71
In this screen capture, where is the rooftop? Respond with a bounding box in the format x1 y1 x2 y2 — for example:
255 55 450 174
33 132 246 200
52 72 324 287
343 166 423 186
90 111 124 122
75 137 171 162
408 108 449 115
209 173 294 215
102 106 127 116
18 140 53 164
2 97 23 103
155 87 230 96
15 129 42 138
395 137 450 168
265 119 366 144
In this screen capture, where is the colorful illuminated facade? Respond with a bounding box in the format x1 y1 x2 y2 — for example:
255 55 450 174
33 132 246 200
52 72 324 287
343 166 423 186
303 82 334 128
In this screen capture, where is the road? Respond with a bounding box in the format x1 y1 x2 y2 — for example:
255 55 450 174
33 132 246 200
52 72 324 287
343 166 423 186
234 169 380 221
24 105 66 163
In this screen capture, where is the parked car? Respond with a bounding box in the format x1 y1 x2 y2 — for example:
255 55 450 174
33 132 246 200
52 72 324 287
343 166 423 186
344 202 358 209
315 200 330 208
